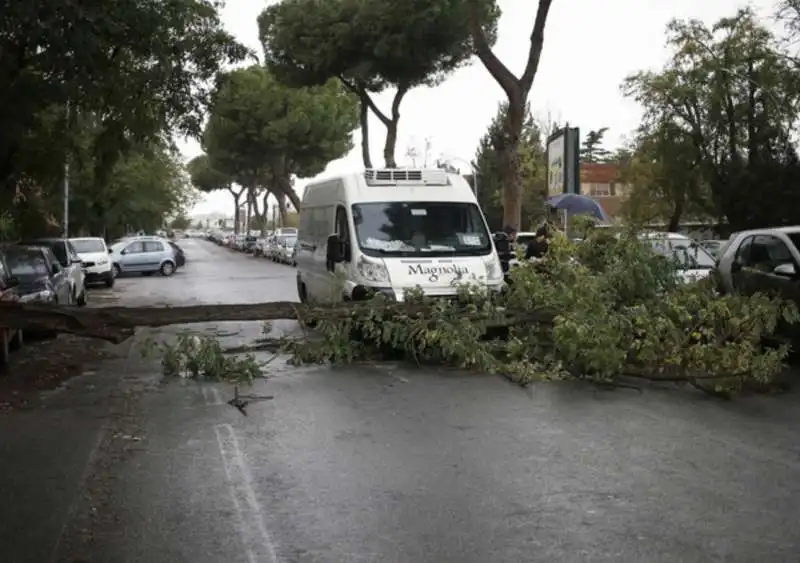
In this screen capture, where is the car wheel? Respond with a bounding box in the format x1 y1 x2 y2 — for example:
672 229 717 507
9 330 23 351
104 274 115 288
112 263 121 278
77 289 87 306
160 261 175 276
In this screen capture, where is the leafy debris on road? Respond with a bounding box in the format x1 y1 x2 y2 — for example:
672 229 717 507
141 332 267 383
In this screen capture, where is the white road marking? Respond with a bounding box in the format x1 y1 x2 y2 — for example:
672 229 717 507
214 423 279 563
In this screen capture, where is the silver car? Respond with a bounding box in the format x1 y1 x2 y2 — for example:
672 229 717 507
109 236 179 277
716 226 800 296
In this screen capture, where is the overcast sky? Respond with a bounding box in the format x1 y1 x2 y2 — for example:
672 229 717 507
185 0 778 216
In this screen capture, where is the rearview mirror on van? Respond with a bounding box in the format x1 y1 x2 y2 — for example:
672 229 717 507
326 234 343 264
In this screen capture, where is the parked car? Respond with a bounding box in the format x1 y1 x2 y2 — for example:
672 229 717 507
168 241 186 268
277 236 297 264
638 232 716 283
69 237 114 287
699 239 726 258
253 237 266 256
18 238 87 305
243 235 259 253
716 227 800 297
109 236 178 277
0 248 23 367
5 245 72 304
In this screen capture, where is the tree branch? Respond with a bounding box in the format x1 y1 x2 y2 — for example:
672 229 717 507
520 0 554 93
341 76 391 126
467 2 519 98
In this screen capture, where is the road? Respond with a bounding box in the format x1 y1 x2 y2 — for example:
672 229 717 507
2 238 800 563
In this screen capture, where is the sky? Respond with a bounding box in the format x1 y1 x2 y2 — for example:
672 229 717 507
186 0 778 217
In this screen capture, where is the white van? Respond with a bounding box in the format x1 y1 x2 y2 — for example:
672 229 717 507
295 168 504 303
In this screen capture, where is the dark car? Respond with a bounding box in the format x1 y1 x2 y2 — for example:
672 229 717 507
5 245 72 305
168 241 186 268
18 237 87 305
0 248 23 367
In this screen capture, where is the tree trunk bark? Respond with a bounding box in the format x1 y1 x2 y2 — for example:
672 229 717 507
277 192 288 225
501 94 525 229
0 301 554 343
232 194 241 234
667 199 684 232
383 84 409 168
358 91 373 168
245 192 252 233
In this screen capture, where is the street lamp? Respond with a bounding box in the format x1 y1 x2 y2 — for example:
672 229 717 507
438 154 479 196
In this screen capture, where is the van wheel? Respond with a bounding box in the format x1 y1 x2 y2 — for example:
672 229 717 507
160 261 175 276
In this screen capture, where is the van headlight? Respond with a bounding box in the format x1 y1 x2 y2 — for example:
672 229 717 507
357 256 389 283
483 256 503 281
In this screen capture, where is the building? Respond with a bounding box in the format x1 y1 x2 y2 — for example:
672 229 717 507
579 163 630 220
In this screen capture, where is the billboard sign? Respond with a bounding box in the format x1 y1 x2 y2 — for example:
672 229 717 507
546 127 580 195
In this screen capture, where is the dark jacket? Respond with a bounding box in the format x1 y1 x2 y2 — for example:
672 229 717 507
525 223 552 260
494 232 514 272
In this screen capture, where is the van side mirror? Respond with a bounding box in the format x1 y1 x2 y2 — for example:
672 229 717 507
326 234 343 263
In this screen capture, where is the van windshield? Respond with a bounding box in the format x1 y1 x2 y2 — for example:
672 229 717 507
352 202 491 257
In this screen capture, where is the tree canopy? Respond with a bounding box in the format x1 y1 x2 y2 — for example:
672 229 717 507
622 8 800 231
1 0 246 237
200 65 359 210
258 0 500 168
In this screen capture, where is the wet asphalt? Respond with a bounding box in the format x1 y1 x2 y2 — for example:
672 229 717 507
2 238 800 563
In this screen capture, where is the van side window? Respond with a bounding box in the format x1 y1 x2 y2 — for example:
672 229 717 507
335 205 351 261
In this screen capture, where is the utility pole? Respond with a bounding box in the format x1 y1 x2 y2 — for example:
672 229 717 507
63 101 70 238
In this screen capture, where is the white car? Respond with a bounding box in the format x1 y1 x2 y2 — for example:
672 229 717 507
70 237 114 287
638 232 716 283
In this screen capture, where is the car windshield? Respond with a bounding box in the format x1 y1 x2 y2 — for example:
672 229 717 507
20 239 67 265
352 201 491 257
648 237 716 269
284 237 297 247
71 239 105 253
5 250 48 277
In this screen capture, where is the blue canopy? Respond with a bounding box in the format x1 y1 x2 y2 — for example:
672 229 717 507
546 193 610 223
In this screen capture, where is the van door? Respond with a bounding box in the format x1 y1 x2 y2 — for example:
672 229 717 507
319 204 352 303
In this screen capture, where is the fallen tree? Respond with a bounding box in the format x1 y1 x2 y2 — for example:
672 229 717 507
4 227 798 396
0 300 554 343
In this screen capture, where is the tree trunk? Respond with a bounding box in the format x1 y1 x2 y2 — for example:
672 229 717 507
667 199 684 232
0 301 554 344
260 191 269 236
277 192 288 225
277 174 301 212
358 91 373 168
501 95 525 229
232 194 241 234
383 84 409 168
245 193 252 233
466 0 553 230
